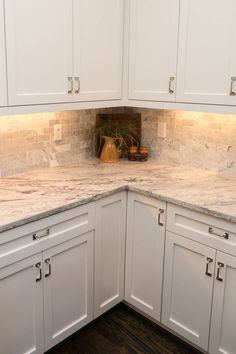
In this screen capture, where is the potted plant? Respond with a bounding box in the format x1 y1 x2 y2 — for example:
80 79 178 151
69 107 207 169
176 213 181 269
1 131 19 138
95 117 139 163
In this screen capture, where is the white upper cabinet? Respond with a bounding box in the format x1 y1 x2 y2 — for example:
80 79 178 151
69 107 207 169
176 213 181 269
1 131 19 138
73 0 124 101
5 0 73 106
209 252 236 354
0 0 7 107
177 0 236 105
128 0 179 102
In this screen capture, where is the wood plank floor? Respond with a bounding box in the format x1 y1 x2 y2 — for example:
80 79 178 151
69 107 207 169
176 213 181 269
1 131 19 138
48 304 202 354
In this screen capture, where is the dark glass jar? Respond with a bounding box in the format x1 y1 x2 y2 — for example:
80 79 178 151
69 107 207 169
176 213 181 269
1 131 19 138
139 146 149 162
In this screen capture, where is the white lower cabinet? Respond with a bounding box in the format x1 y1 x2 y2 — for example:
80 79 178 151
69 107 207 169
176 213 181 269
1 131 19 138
43 232 94 351
162 232 216 351
0 254 44 354
0 231 94 354
2 194 236 354
209 252 236 354
125 192 166 321
94 192 126 318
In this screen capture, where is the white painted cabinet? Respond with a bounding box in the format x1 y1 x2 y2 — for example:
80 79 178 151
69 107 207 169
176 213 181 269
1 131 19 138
4 0 123 106
162 232 216 351
5 0 73 106
0 254 44 354
44 232 94 351
125 193 166 321
128 0 179 102
0 0 7 107
177 0 236 105
94 192 126 318
209 252 236 354
73 0 124 102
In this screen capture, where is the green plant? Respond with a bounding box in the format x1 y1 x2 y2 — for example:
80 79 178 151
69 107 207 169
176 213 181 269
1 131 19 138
95 117 139 157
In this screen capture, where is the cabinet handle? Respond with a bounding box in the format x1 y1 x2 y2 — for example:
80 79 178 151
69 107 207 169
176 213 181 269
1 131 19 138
158 208 165 226
169 77 175 94
205 257 213 277
216 262 224 282
208 227 229 240
230 77 236 96
45 258 51 278
68 77 73 94
75 77 80 94
35 262 42 282
33 228 50 241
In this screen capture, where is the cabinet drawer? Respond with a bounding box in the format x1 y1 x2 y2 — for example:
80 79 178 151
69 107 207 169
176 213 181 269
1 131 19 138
0 203 95 260
167 204 236 256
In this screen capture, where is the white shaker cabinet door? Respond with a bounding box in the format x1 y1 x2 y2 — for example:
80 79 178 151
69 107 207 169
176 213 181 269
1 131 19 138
43 232 94 351
0 254 44 354
125 193 166 321
73 0 124 101
5 0 73 105
0 0 7 106
162 232 216 351
94 192 126 318
177 0 236 105
209 252 236 354
128 0 179 102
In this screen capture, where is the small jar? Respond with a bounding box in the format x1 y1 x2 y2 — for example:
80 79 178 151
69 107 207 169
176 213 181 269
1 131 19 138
129 146 138 161
139 146 149 162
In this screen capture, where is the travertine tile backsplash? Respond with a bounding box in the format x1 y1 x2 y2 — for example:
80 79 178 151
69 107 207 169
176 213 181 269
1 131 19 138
0 107 236 177
0 109 108 177
128 108 236 175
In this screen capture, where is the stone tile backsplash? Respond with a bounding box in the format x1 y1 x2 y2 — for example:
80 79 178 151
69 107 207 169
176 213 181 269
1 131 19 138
0 107 236 177
0 109 110 177
128 108 236 175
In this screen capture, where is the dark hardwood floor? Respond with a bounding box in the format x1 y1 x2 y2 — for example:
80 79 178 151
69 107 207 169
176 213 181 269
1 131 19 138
48 304 202 354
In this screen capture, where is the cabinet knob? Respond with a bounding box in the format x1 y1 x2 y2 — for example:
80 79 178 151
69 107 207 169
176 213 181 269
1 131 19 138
35 262 42 282
216 262 224 282
205 257 213 277
208 227 229 240
33 228 50 241
230 76 236 96
45 258 52 278
67 77 73 94
158 208 165 226
75 77 80 94
169 77 175 94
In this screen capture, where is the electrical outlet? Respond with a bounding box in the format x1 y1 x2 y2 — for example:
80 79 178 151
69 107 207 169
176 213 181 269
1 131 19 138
54 124 62 141
158 122 167 139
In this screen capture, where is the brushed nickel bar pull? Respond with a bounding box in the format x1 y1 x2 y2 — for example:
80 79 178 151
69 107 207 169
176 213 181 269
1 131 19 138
216 262 224 282
35 262 42 282
158 208 165 226
208 227 229 240
169 77 175 94
230 77 236 96
75 77 80 94
68 77 73 94
205 257 213 277
45 258 51 278
33 228 50 241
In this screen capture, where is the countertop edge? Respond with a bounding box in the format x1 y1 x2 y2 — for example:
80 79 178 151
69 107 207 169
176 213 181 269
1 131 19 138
1 183 236 234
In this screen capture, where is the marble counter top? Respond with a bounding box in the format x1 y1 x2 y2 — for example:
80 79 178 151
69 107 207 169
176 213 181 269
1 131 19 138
1 159 236 233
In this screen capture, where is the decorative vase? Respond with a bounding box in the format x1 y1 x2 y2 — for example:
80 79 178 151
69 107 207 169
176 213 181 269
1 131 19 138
99 136 120 163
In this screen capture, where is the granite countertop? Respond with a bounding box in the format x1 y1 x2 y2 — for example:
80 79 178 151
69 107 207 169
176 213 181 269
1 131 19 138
1 159 236 233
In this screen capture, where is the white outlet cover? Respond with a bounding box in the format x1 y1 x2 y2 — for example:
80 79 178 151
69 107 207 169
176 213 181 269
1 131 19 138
54 124 62 141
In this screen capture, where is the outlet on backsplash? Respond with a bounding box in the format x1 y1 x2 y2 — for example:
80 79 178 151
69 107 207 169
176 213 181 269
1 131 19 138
54 124 62 142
